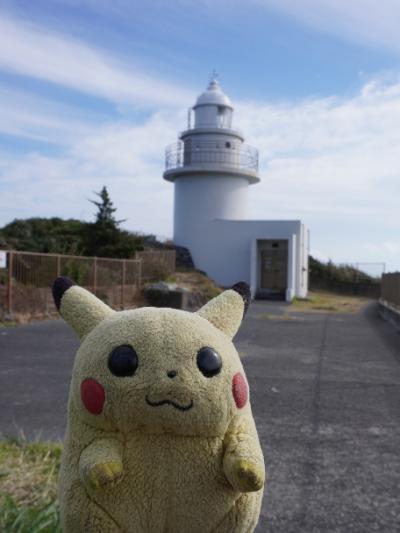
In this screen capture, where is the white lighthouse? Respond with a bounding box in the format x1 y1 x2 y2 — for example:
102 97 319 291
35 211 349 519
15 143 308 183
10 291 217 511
163 78 309 301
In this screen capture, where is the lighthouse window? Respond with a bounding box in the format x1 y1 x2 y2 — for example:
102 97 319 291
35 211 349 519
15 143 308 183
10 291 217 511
225 142 231 148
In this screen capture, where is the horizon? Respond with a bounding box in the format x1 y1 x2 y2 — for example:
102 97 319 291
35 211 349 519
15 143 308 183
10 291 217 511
1 1 400 271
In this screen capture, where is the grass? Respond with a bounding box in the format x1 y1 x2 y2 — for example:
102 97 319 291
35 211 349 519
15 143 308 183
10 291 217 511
170 270 223 301
258 313 297 321
0 439 62 532
290 291 368 313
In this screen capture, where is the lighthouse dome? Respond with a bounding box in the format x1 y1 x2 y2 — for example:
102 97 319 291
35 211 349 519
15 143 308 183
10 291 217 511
194 79 233 109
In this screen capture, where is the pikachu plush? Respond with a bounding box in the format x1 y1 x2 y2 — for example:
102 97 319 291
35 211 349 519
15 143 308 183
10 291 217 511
53 277 265 532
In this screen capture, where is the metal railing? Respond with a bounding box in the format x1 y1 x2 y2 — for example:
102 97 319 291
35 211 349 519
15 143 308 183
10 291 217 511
179 125 243 137
0 249 176 317
381 272 400 309
165 141 258 173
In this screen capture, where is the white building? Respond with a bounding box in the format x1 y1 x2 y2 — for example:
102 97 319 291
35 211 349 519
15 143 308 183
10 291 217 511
163 78 309 301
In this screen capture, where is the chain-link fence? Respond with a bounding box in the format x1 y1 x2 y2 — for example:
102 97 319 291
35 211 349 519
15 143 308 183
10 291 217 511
0 249 175 317
136 250 176 281
381 272 400 309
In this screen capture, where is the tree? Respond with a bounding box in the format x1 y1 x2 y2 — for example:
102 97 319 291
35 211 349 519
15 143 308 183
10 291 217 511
82 186 142 258
90 186 124 229
0 187 147 259
0 217 84 254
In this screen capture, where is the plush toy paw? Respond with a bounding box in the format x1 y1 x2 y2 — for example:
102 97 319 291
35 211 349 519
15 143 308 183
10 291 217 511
84 462 123 489
227 459 265 492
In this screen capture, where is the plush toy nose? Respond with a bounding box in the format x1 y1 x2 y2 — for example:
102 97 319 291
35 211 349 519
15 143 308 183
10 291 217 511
167 370 177 379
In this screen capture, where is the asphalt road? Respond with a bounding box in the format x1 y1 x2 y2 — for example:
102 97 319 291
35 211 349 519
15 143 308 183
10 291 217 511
1 301 400 532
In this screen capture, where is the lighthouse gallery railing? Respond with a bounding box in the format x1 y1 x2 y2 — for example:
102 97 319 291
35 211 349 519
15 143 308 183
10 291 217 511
165 141 259 173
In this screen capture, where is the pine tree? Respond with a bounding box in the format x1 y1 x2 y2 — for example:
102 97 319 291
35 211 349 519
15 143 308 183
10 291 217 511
82 186 141 258
90 186 124 228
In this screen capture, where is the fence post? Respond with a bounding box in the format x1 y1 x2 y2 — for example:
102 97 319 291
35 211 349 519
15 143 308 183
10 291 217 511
93 257 97 295
56 255 61 277
121 260 126 310
137 259 142 290
7 251 13 317
397 274 400 308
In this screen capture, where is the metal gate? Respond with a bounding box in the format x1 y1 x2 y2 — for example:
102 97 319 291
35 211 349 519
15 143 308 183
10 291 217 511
257 240 288 299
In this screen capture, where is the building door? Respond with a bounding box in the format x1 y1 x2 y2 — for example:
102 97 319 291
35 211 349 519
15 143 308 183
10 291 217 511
257 240 288 299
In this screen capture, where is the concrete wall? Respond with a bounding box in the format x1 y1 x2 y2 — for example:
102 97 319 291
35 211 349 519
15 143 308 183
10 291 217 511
177 218 305 300
173 175 249 248
295 224 309 299
287 234 297 301
379 299 400 331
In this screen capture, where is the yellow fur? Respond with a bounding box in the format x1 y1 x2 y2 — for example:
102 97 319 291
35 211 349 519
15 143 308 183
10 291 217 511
57 284 265 532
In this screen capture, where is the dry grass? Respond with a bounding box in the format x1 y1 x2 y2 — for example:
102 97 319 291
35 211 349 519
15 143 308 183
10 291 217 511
290 291 369 313
0 439 62 532
0 321 18 328
1 312 58 326
1 271 221 325
258 313 298 321
167 270 223 300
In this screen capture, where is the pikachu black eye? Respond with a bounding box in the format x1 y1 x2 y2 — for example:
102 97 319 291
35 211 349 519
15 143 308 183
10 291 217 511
108 345 138 377
197 347 222 378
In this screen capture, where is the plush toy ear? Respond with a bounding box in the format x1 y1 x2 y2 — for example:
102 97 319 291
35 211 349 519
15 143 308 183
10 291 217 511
196 282 251 339
52 277 115 339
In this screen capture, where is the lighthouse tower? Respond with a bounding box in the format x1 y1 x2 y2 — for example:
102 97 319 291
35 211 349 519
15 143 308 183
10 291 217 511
163 78 309 300
163 78 260 266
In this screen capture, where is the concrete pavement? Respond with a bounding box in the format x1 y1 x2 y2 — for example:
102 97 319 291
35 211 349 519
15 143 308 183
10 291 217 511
1 301 400 532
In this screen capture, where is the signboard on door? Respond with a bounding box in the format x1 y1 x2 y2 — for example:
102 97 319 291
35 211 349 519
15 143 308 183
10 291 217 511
0 251 6 269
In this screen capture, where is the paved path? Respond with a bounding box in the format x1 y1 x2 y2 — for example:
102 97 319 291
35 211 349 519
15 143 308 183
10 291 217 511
1 302 400 532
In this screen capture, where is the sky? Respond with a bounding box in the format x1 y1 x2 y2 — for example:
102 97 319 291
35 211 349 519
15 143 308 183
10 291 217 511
0 0 400 273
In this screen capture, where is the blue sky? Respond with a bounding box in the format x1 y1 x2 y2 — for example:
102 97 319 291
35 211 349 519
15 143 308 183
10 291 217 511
1 0 400 272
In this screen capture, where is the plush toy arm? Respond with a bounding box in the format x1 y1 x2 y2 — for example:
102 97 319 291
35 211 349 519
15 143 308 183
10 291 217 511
223 418 265 493
79 438 123 490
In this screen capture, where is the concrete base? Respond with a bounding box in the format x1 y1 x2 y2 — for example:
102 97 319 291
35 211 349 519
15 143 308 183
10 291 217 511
144 283 190 309
285 288 295 302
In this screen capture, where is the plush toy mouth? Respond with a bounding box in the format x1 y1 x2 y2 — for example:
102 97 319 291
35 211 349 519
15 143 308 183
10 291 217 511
145 395 193 412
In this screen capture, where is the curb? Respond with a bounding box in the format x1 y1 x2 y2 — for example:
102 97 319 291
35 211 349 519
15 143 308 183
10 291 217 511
378 298 400 332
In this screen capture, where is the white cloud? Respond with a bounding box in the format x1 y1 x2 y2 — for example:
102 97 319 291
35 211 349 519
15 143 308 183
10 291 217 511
71 111 182 177
1 54 400 268
0 147 175 237
256 0 400 54
364 242 400 254
0 86 99 143
0 13 194 108
234 78 400 270
310 249 330 263
233 78 400 234
0 108 182 237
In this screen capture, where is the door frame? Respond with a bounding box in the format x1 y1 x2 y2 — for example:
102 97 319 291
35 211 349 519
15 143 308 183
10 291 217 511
256 239 288 299
251 235 297 301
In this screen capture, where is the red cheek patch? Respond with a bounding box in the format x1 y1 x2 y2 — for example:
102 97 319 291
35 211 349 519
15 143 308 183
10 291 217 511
232 372 248 409
81 379 105 415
